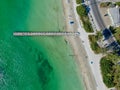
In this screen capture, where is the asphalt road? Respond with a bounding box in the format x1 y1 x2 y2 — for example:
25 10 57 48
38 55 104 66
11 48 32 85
89 0 106 30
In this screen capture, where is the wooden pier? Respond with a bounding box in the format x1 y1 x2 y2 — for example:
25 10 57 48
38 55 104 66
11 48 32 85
13 32 80 36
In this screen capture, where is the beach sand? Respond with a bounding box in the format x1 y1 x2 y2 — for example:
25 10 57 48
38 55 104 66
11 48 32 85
62 0 109 90
62 0 97 90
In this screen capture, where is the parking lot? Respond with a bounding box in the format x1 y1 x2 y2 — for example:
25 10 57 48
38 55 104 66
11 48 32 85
98 4 112 28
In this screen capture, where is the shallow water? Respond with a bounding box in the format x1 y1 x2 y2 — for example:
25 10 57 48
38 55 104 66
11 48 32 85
0 0 84 90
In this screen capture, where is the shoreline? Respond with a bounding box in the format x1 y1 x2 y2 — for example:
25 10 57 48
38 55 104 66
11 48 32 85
61 0 97 90
61 0 109 90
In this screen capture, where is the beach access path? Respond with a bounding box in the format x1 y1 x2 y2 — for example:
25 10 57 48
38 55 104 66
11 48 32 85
62 0 111 90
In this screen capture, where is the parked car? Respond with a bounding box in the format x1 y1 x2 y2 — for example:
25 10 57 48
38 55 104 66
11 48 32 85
70 21 74 24
104 14 108 16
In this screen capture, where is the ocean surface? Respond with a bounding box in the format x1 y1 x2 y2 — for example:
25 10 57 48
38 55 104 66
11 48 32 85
0 0 85 90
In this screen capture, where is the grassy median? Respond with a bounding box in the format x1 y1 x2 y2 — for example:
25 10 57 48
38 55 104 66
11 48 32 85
88 32 102 54
76 5 94 33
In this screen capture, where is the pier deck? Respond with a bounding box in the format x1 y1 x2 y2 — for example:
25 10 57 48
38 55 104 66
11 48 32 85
13 32 80 36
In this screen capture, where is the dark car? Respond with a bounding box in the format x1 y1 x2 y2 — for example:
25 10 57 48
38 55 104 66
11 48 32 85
104 14 108 16
70 21 74 24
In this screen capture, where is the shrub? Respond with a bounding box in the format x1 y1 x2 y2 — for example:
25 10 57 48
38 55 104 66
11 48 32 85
76 0 82 4
76 5 87 16
88 35 102 53
100 2 112 7
100 57 115 88
116 2 120 6
76 5 94 32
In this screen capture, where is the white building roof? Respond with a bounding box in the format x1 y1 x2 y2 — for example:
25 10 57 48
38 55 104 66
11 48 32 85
108 6 120 27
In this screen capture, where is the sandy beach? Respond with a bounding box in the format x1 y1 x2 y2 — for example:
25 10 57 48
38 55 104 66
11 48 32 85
62 0 110 90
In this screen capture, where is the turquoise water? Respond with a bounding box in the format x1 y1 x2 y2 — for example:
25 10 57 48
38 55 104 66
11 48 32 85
0 0 85 90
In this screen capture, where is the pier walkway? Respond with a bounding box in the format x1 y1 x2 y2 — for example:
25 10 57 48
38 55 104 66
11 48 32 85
13 32 80 36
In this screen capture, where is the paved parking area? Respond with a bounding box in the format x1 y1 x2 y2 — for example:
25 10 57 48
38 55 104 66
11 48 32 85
98 5 112 28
